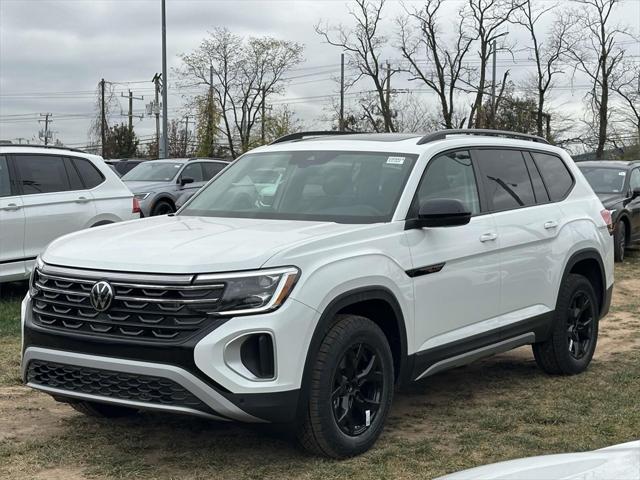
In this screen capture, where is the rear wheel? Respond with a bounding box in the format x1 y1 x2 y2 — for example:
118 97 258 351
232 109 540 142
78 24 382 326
296 314 394 458
613 221 626 262
533 274 599 375
70 400 139 418
151 199 175 216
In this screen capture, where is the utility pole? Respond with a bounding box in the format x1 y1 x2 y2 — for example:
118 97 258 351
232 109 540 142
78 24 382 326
121 90 144 130
261 86 266 144
39 113 52 146
100 78 106 156
160 0 168 158
385 61 391 132
209 66 214 155
491 40 497 127
183 115 190 157
339 53 345 132
151 74 161 157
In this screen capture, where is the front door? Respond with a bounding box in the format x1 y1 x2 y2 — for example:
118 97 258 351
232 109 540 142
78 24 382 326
405 149 501 366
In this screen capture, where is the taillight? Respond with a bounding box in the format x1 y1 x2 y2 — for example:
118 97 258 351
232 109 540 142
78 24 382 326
132 197 141 214
600 209 613 234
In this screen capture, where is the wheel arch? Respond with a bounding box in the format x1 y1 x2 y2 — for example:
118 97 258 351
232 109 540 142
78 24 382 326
151 195 176 212
296 287 409 419
561 249 607 317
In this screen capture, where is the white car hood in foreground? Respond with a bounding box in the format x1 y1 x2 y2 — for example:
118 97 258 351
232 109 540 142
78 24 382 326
437 440 640 480
42 215 358 274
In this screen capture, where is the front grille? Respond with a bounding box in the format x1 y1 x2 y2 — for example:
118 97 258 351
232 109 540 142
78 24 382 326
27 360 209 412
31 268 224 342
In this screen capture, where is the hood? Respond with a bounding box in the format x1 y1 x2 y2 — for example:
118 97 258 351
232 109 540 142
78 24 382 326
123 180 173 194
436 440 640 480
596 193 624 209
42 215 359 274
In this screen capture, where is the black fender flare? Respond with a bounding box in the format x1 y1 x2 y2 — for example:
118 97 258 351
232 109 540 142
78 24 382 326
560 248 607 315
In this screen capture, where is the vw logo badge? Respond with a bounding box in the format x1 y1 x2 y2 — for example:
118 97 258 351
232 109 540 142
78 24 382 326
90 280 114 312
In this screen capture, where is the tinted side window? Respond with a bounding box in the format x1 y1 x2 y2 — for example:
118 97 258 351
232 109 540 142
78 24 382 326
64 158 84 190
629 169 640 191
0 156 11 197
476 149 535 211
416 150 480 215
202 162 225 180
72 157 104 188
14 154 71 195
531 152 573 201
524 154 549 203
181 163 204 182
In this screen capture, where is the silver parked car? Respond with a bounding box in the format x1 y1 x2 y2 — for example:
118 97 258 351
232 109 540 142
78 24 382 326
122 158 228 216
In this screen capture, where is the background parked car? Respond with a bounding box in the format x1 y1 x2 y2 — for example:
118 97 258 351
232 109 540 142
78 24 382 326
104 158 147 177
122 158 228 216
577 160 640 261
0 145 140 283
174 159 230 209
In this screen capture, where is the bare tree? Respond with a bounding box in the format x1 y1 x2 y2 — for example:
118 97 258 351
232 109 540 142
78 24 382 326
462 0 525 128
513 0 568 139
613 65 640 145
177 28 303 158
562 0 630 159
397 0 474 129
316 0 396 132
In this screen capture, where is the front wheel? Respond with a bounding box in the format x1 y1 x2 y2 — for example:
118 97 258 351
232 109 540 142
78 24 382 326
613 221 626 262
533 274 599 375
296 314 394 458
151 199 175 216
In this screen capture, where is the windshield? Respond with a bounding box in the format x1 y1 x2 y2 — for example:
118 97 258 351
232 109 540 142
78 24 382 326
578 166 627 194
122 162 182 182
180 150 417 223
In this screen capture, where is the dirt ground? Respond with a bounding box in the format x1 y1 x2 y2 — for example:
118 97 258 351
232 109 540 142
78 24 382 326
0 258 639 479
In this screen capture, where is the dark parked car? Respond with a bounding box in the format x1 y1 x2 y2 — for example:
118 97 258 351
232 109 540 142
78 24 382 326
577 160 640 261
104 159 147 177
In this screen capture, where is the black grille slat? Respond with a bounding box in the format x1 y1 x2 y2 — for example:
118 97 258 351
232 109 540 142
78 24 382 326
27 360 209 412
31 269 222 343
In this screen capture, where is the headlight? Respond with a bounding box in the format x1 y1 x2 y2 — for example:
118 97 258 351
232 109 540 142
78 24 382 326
134 193 150 200
195 267 300 315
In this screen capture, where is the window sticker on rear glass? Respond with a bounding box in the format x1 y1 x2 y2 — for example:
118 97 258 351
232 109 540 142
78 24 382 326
386 156 405 165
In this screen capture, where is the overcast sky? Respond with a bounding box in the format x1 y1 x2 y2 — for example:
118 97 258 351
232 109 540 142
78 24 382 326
0 0 638 148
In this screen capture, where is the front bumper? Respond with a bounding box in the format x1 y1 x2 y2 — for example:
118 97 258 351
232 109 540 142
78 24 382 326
22 293 318 423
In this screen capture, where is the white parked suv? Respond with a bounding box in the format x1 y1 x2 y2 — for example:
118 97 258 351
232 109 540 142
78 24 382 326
0 145 140 283
21 131 614 458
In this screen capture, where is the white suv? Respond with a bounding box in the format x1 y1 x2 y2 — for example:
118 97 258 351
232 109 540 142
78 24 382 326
0 146 140 283
20 131 614 458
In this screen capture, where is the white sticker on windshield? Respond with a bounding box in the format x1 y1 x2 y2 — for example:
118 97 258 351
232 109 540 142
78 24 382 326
619 171 626 176
386 156 405 165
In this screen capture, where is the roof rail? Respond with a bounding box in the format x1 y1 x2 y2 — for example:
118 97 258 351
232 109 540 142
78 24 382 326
417 129 549 145
0 143 88 153
270 131 359 145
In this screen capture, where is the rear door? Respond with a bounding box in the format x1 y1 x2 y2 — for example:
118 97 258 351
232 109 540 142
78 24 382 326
474 148 572 319
627 167 640 241
13 153 97 262
0 154 26 280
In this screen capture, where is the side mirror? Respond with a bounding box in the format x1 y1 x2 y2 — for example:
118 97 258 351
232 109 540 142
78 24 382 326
631 188 640 200
180 177 194 187
415 198 472 228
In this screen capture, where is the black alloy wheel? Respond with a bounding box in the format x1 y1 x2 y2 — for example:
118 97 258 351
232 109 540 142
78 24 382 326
567 291 596 360
331 342 384 436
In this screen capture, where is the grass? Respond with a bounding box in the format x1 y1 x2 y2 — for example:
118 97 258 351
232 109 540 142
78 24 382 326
0 260 639 479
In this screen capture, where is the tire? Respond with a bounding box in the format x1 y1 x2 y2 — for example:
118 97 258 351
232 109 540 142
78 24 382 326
151 199 175 216
296 314 394 458
533 274 599 375
70 400 139 418
613 221 626 262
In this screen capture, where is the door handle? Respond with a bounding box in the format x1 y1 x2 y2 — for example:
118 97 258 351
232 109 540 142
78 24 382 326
479 232 498 242
0 203 21 211
75 196 91 203
544 221 558 229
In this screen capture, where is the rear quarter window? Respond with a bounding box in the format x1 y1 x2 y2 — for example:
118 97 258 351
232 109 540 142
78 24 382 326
531 152 574 201
72 157 104 189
